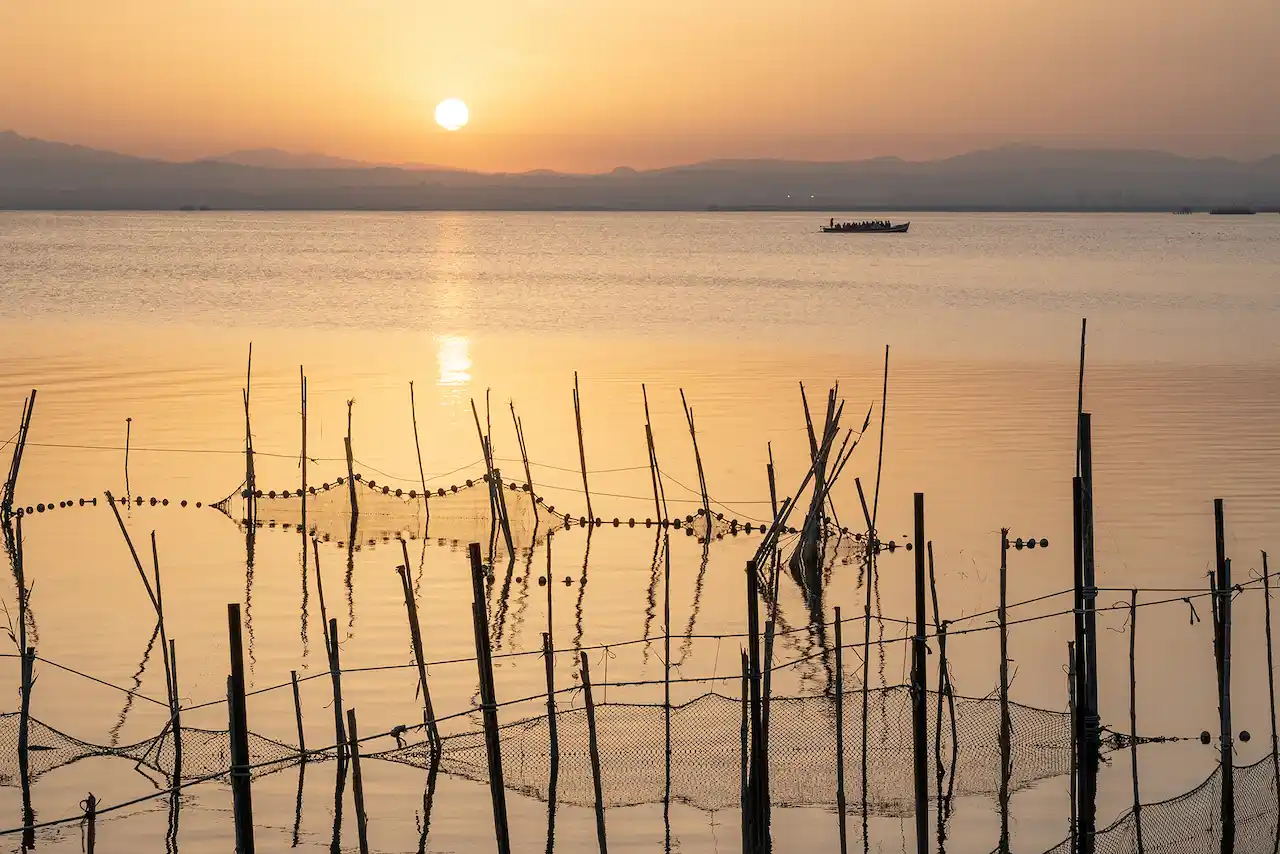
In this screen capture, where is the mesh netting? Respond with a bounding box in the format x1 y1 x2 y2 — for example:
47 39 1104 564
213 471 777 554
0 713 297 784
0 686 1068 815
1035 753 1280 854
374 686 1070 814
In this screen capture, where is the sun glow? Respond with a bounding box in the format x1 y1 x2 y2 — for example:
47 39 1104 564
434 99 469 131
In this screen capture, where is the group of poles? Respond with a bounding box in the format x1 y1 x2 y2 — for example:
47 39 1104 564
5 318 1280 854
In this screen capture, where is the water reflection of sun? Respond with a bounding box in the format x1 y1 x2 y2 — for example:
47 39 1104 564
437 335 471 387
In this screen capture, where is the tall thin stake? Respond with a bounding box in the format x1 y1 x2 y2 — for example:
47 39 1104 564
410 382 430 529
573 372 593 524
510 401 537 526
1068 642 1078 854
998 529 1012 854
1213 500 1234 854
1262 551 1279 854
243 347 255 526
911 494 928 854
313 547 345 761
291 670 306 757
834 607 848 854
1128 589 1144 854
346 708 370 854
227 603 255 854
680 390 713 539
345 410 359 523
468 542 511 854
397 539 439 750
580 651 609 854
643 385 666 524
83 793 97 854
124 417 132 500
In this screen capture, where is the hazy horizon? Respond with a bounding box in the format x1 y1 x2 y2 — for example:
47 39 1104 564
3 1 1278 172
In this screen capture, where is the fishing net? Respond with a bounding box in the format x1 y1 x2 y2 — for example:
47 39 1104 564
1032 752 1280 854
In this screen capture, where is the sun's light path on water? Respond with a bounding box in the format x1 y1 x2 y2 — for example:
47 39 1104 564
435 99 469 131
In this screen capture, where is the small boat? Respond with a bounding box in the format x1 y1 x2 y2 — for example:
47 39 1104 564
821 220 910 233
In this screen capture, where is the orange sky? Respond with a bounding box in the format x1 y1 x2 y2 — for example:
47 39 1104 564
1 0 1277 172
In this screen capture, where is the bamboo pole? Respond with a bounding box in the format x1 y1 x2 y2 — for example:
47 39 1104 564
543 631 559 789
291 670 306 757
856 476 875 853
150 533 178 772
3 390 36 521
580 651 609 854
998 529 1012 854
300 368 307 551
1071 476 1088 854
680 390 712 539
834 607 847 854
18 644 34 850
344 431 358 525
346 708 370 854
227 603 256 854
643 385 666 524
1263 551 1279 854
573 372 593 524
1128 589 1144 854
1078 414 1100 854
510 401 537 526
397 539 439 750
410 381 430 529
468 542 512 854
761 617 774 843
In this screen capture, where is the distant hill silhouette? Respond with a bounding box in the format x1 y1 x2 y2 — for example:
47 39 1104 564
2 131 1277 211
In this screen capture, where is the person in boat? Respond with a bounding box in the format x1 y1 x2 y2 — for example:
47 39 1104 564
830 217 835 228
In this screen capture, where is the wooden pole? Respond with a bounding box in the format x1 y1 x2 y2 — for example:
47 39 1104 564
857 477 875 851
328 616 346 764
998 529 1012 854
300 369 307 528
1128 589 1144 854
227 603 256 854
741 651 751 854
1068 641 1078 854
313 546 346 761
761 617 774 843
169 638 182 783
1078 414 1100 854
345 436 359 525
580 651 609 854
468 542 512 854
397 539 439 750
745 560 765 852
543 631 559 787
1213 498 1234 854
84 793 97 854
834 607 848 854
573 372 593 524
911 494 928 854
1071 475 1089 854
243 346 255 526
410 381 430 528
291 670 306 757
18 644 34 851
150 533 178 774
663 533 672 811
346 708 370 854
643 385 666 524
1262 551 1280 854
124 416 132 500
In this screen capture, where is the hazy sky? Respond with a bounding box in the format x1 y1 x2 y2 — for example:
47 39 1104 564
2 0 1277 172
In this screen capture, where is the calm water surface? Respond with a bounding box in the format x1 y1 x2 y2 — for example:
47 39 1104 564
0 212 1277 853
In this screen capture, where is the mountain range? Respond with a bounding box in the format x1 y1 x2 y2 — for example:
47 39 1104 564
2 130 1278 212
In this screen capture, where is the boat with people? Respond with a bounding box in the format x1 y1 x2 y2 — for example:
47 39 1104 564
821 218 910 233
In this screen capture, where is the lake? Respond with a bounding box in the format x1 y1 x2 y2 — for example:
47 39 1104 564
0 211 1277 853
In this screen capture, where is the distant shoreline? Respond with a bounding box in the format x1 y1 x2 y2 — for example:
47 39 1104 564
3 205 1278 214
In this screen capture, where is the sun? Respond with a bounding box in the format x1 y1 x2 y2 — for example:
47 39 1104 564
435 98 469 131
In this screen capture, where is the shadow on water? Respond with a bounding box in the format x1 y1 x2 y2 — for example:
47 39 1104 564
331 757 347 854
678 539 711 666
165 785 180 854
344 515 357 636
299 526 310 663
292 759 305 848
571 526 594 661
110 620 160 747
642 531 664 663
417 750 439 854
245 521 256 674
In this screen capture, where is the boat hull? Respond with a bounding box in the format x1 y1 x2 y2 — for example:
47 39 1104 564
821 223 910 233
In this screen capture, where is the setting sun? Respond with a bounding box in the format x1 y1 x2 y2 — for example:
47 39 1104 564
434 99 469 132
